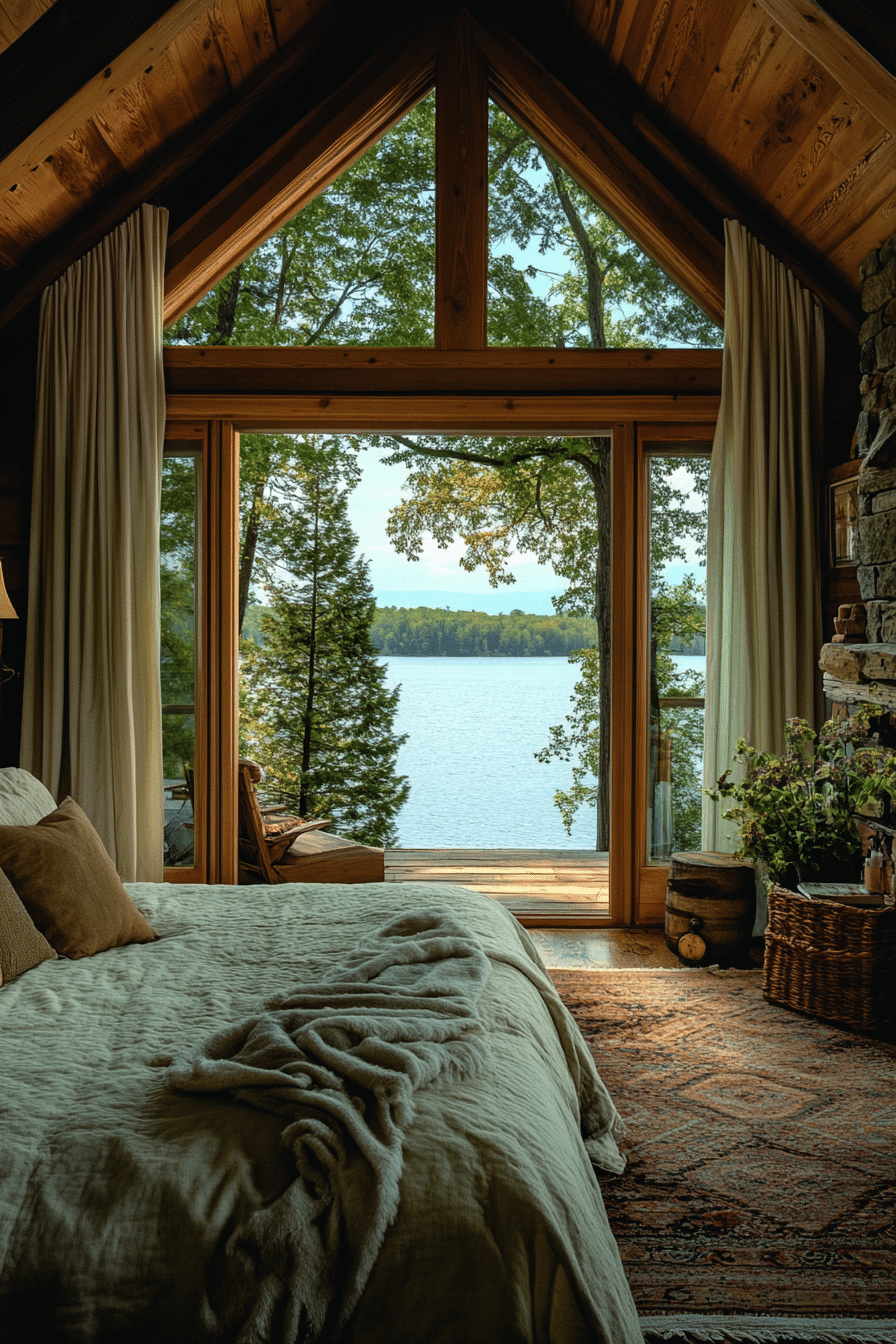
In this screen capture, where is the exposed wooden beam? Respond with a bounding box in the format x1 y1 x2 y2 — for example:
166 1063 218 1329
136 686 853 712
0 0 212 189
165 391 720 429
163 11 448 325
470 14 727 327
631 113 859 335
479 0 862 333
163 345 723 396
435 9 488 350
755 0 896 139
0 4 439 329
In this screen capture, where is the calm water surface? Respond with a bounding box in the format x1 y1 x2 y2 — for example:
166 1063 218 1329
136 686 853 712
381 655 705 849
381 656 594 849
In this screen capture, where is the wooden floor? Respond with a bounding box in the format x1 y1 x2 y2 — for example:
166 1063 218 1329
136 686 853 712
530 926 681 968
385 847 610 922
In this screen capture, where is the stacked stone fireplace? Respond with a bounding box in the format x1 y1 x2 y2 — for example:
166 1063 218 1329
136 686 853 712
820 228 896 715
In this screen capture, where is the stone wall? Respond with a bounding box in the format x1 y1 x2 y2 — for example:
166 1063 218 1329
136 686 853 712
820 227 896 710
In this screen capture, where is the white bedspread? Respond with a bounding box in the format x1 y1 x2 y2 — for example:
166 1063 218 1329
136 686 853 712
0 881 642 1343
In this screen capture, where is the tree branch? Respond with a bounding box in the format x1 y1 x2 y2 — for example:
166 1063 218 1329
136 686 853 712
539 152 606 349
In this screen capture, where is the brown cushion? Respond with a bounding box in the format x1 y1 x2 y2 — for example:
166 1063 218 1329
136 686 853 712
0 866 57 981
0 797 157 959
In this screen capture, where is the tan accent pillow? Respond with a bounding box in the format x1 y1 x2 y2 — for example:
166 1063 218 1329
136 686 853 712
0 797 157 959
0 866 57 981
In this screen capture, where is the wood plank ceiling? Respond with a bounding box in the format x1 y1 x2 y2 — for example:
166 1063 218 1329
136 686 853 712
1 0 895 334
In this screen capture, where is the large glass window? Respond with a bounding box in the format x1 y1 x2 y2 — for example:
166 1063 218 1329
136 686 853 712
161 444 199 868
644 447 710 863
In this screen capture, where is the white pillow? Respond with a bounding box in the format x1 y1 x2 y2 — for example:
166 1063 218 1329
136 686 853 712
0 768 57 826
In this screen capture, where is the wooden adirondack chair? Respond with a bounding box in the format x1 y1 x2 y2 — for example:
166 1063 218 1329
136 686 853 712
237 761 384 884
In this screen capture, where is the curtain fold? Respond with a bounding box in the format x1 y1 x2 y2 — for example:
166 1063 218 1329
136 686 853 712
21 204 169 881
702 220 824 864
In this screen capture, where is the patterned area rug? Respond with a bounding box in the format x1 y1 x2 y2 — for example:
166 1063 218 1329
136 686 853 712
549 969 896 1342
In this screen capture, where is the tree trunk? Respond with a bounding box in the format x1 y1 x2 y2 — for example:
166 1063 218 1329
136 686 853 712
210 265 243 344
238 479 265 636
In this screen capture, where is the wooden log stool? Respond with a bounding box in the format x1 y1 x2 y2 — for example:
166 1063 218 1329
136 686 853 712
665 852 756 966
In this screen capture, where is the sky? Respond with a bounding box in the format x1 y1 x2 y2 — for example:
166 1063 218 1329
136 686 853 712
344 448 567 614
344 449 705 615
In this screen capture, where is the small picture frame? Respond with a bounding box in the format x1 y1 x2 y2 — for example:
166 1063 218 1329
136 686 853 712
830 474 859 566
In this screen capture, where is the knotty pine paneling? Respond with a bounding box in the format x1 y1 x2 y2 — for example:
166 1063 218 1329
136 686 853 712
682 5 784 150
801 132 896 253
207 0 278 88
0 0 54 52
93 78 183 175
644 1 745 123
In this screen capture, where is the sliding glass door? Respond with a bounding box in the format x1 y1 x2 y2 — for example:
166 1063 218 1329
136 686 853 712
637 426 713 918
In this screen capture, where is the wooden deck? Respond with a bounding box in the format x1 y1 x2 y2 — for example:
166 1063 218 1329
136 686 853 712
385 848 611 923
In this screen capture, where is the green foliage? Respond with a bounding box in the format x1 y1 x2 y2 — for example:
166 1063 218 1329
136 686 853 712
240 439 408 847
160 454 198 780
166 94 720 848
536 569 708 849
368 607 598 657
705 709 896 884
166 94 436 350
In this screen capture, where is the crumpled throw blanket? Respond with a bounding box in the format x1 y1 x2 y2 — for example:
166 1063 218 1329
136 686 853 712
167 910 492 1344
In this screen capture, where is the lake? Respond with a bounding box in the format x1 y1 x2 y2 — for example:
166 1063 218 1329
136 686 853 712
379 655 705 849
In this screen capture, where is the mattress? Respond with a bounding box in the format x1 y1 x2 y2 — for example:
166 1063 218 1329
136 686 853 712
0 879 642 1343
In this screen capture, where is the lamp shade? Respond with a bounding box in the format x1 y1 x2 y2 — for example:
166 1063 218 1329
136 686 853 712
0 561 19 620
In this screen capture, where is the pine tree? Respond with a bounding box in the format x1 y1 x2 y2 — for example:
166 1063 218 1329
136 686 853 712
240 440 409 847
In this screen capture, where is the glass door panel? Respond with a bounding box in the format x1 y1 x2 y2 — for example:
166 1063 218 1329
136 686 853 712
161 434 201 875
643 440 711 868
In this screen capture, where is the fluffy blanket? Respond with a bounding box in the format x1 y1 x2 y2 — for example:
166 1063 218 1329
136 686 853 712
165 910 491 1344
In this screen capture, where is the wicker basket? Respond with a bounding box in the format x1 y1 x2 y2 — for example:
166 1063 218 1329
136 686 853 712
764 886 896 1032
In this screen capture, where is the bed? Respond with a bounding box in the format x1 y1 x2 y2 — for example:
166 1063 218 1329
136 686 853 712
0 769 642 1343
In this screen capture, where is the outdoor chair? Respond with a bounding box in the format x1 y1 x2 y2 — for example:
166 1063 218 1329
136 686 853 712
237 759 384 884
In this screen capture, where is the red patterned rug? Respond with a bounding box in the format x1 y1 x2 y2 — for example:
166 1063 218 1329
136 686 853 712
549 969 896 1342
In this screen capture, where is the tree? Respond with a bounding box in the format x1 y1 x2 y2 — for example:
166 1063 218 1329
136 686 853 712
167 95 719 849
239 439 409 848
377 110 717 846
160 455 199 779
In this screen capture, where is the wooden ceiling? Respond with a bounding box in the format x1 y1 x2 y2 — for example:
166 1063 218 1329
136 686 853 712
1 0 895 334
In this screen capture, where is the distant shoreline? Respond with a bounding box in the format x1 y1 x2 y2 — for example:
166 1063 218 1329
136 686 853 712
242 603 706 658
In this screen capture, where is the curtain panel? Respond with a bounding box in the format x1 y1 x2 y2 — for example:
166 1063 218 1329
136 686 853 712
702 221 825 864
21 204 169 881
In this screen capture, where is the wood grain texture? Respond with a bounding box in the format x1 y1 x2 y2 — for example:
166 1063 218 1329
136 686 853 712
385 848 612 922
473 13 726 325
163 12 444 324
0 0 214 189
631 109 860 334
0 0 53 52
205 419 239 884
163 346 724 395
609 421 638 925
435 10 488 350
756 0 896 139
165 392 720 429
0 2 416 325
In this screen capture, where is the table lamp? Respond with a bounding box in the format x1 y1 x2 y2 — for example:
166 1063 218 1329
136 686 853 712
0 560 19 685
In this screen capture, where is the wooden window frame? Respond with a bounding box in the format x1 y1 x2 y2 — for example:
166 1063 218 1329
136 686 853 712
162 420 238 885
634 424 716 924
165 392 718 922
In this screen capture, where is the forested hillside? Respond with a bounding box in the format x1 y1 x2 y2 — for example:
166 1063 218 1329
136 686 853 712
243 604 705 657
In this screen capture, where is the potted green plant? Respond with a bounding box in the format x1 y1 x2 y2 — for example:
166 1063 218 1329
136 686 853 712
705 708 896 889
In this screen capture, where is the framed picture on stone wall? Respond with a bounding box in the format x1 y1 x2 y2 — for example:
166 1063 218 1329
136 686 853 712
830 472 860 566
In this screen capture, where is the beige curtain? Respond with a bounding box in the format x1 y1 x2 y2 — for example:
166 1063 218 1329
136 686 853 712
702 220 824 864
21 204 169 881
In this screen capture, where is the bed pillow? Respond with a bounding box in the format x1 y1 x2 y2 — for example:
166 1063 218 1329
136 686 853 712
0 867 57 981
0 768 57 826
0 798 157 959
